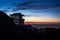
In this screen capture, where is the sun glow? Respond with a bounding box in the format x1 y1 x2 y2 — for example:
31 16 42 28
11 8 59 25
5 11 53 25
24 17 60 22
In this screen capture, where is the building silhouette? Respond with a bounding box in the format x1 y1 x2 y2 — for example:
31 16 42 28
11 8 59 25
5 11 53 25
10 13 25 27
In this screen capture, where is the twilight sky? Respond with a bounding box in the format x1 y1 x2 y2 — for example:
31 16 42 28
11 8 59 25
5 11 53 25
0 0 60 22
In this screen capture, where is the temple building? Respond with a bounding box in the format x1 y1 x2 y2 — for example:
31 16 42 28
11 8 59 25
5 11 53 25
10 13 25 27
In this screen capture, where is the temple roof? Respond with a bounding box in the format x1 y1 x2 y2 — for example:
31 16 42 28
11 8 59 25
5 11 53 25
11 13 24 16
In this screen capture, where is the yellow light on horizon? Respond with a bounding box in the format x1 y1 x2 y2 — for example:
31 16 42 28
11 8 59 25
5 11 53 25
24 17 60 22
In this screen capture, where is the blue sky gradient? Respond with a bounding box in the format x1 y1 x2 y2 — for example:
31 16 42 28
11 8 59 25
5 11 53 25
0 0 60 22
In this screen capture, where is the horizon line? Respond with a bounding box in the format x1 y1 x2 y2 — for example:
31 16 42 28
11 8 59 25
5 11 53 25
24 22 60 24
25 22 60 23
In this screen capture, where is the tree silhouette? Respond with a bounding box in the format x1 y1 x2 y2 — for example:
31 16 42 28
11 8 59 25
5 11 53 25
0 11 15 32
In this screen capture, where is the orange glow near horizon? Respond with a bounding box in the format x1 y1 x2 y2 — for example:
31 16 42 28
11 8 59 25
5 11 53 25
24 17 60 23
